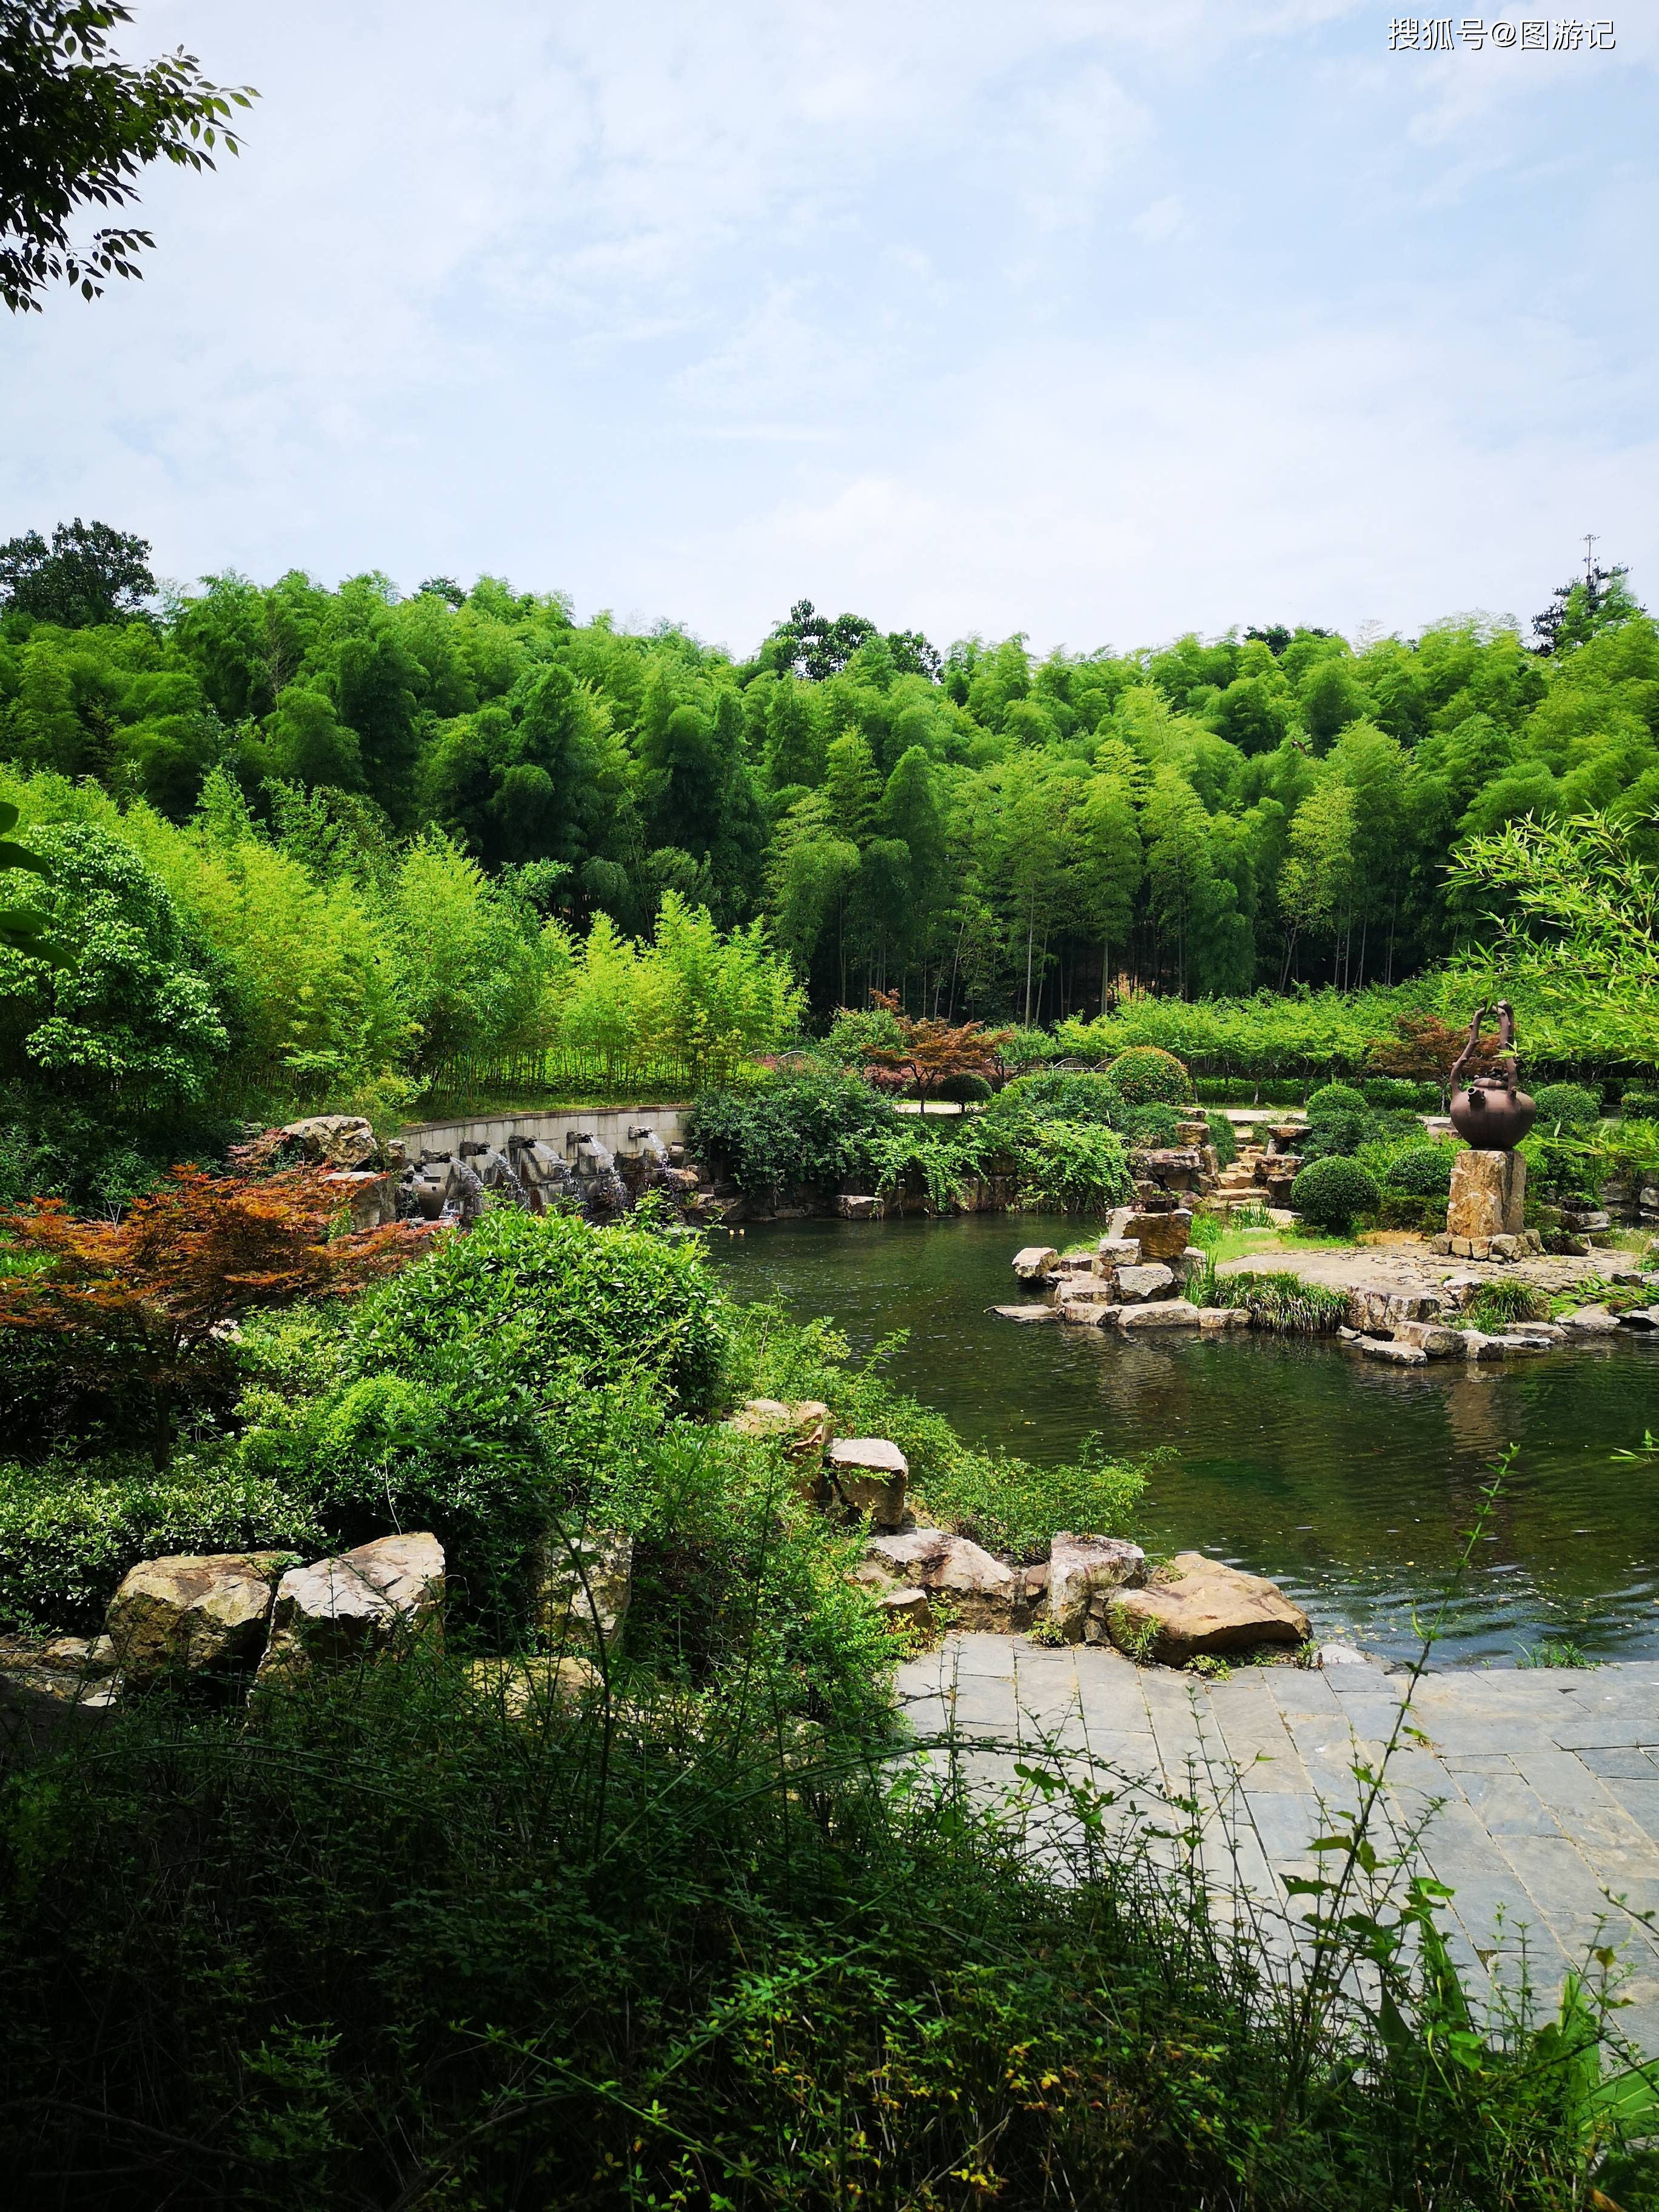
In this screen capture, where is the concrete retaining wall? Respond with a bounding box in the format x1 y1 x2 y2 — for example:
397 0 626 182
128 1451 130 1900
398 1104 689 1161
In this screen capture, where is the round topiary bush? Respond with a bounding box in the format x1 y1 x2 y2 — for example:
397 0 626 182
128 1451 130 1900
1306 1081 1369 1122
1383 1142 1456 1198
1532 1082 1601 1128
1103 1047 1192 1108
1290 1154 1379 1232
1620 1088 1659 1119
934 1071 992 1104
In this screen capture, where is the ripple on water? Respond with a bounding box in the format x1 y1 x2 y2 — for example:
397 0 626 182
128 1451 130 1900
705 1213 1659 1665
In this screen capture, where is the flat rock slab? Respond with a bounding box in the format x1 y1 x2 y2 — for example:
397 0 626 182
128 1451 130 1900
992 1303 1060 1322
1115 1299 1202 1330
896 1638 1659 2054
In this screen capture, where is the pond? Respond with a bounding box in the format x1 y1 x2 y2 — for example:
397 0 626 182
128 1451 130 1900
705 1214 1659 1666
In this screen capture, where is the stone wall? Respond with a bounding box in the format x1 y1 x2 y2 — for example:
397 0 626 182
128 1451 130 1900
400 1104 688 1161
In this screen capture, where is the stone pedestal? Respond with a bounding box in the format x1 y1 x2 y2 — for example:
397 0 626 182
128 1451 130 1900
1447 1148 1525 1242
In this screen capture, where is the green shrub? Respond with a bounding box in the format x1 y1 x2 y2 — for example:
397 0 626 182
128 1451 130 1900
933 1071 991 1104
984 1071 1119 1127
686 1067 896 1197
1532 1082 1601 1130
1359 1078 1438 1110
1205 1111 1239 1168
0 1452 321 1634
1381 1142 1456 1198
1228 1272 1350 1335
1290 1155 1379 1232
1121 1101 1182 1149
1374 1195 1441 1232
1620 1088 1659 1119
1101 1045 1193 1108
1305 1081 1370 1122
1010 1120 1134 1215
1298 1110 1374 1161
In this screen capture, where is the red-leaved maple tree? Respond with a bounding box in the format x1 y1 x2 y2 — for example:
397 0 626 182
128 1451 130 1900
860 989 1013 1110
0 1165 423 1466
1368 1010 1500 1107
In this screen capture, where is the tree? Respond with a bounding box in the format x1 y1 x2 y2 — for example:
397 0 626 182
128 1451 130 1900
859 988 1011 1110
0 796 52 957
763 600 878 682
0 822 227 1107
0 516 154 623
1533 548 1645 655
1276 777 1356 988
1368 1010 1499 1107
1071 769 1141 1007
0 2 254 312
0 1164 420 1464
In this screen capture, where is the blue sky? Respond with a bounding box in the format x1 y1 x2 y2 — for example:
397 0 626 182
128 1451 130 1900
4 1 1654 656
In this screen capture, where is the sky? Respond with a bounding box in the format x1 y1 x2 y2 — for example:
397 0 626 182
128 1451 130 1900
4 1 1655 659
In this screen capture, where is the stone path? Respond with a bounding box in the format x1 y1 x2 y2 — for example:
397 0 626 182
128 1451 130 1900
897 1634 1659 2053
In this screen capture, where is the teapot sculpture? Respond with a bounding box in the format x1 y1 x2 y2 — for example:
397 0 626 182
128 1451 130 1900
1447 999 1536 1150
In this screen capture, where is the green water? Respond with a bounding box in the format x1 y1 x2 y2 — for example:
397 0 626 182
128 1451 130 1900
705 1214 1659 1666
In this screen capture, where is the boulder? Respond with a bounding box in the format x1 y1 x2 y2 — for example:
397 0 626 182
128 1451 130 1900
1115 1299 1203 1330
280 1114 378 1170
726 1397 832 1462
532 1528 634 1650
877 1586 932 1630
863 1529 1024 1631
1617 1306 1659 1330
107 1552 293 1687
1045 1532 1146 1641
993 1303 1061 1323
1094 1238 1141 1267
256 1534 444 1682
1345 1282 1440 1333
1124 1208 1193 1260
838 1195 883 1220
322 1168 400 1230
1171 1250 1210 1290
1507 1320 1566 1342
1012 1245 1059 1282
1461 1330 1549 1361
1176 1120 1211 1146
1115 1261 1177 1304
0 1642 121 1742
1563 1208 1612 1232
1487 1233 1521 1262
1100 1552 1309 1665
825 1438 908 1530
1447 1147 1526 1241
1198 1306 1252 1329
1053 1252 1097 1275
1057 1297 1119 1328
1356 1337 1427 1366
1318 1643 1379 1671
1389 1318 1463 1357
1561 1304 1621 1333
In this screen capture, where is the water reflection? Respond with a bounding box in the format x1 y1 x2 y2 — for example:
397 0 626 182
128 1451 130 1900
705 1213 1659 1665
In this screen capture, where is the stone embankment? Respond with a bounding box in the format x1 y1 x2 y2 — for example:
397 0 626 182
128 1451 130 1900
726 1395 1317 1666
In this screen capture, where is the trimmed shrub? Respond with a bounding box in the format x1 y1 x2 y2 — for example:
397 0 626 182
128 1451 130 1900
1382 1142 1457 1198
1101 1046 1193 1108
987 1071 1119 1126
1360 1078 1439 1110
1305 1081 1370 1122
0 1453 321 1635
1620 1088 1659 1119
1532 1082 1601 1130
933 1071 992 1104
1290 1155 1379 1232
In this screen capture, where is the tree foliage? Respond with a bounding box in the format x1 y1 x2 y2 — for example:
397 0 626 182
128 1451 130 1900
0 1163 420 1462
0 2 255 312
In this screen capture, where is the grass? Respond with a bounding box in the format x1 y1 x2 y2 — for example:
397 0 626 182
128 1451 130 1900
1224 1270 1351 1335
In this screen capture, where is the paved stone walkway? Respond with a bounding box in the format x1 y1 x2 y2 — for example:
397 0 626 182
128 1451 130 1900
897 1634 1659 2053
